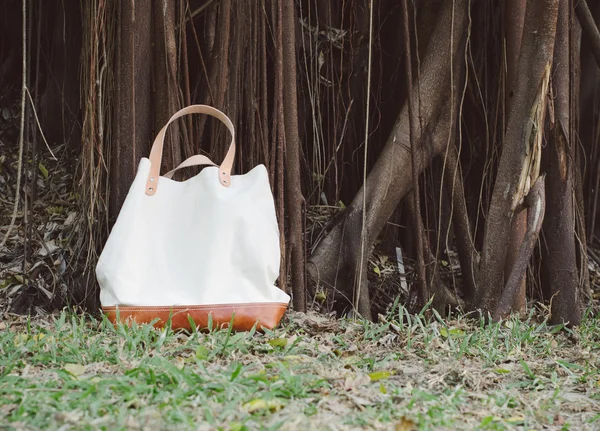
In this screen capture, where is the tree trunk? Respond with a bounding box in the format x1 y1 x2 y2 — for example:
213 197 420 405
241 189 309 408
152 0 181 173
475 0 558 314
282 0 307 312
541 0 582 326
111 0 153 221
503 0 528 314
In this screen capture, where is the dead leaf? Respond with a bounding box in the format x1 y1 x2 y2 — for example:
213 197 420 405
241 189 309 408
37 240 59 257
395 417 417 431
344 373 370 390
318 344 333 355
345 393 374 408
64 363 86 377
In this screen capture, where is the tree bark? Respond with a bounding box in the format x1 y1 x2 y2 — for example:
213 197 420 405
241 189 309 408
475 0 558 313
494 176 546 321
503 0 528 314
282 0 307 312
153 0 181 173
111 0 153 221
541 0 582 326
575 0 600 68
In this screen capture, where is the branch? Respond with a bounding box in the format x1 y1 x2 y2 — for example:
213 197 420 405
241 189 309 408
575 0 600 69
492 176 546 321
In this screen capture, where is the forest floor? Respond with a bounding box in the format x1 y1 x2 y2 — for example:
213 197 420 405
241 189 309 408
0 308 599 431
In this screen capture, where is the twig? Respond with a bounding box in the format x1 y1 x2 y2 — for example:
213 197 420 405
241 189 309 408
26 88 57 160
187 0 218 23
2 0 27 248
574 0 600 68
493 175 546 321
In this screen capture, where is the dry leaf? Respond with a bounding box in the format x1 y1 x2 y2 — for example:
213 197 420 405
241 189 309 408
344 373 370 390
64 363 86 377
395 416 417 431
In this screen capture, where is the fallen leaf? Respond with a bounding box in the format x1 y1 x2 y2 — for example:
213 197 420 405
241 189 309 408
345 393 374 407
268 338 287 348
344 373 370 390
506 416 525 424
395 417 417 431
38 240 59 257
318 344 333 354
63 212 77 226
368 371 393 381
38 162 48 179
12 333 47 346
64 363 86 377
242 398 284 413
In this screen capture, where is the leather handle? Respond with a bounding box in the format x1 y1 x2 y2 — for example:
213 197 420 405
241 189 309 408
163 154 217 179
145 105 236 195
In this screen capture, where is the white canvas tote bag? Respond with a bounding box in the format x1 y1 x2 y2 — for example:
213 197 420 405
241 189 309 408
96 105 290 331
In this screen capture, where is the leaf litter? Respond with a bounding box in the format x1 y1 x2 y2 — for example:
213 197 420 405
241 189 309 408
0 308 598 430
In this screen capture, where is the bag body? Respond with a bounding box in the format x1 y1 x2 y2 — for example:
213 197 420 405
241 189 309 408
96 105 290 331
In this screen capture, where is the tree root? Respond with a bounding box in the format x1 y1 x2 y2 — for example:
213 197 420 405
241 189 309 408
493 176 546 321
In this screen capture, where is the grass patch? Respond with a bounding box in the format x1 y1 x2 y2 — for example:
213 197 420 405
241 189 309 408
0 306 599 430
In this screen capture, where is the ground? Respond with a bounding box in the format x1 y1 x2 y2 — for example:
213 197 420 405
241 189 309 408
1 91 600 431
0 307 598 431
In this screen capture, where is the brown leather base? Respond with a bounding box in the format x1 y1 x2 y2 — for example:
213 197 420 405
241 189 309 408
102 303 288 332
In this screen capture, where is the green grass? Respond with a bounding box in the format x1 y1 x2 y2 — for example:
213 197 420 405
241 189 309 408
0 305 599 431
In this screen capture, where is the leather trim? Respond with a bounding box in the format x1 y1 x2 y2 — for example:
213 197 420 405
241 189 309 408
102 303 288 331
146 105 236 195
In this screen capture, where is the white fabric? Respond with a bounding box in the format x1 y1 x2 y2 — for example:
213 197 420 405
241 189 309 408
96 158 290 307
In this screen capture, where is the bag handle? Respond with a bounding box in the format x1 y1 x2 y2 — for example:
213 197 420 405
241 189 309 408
145 105 236 195
163 154 217 179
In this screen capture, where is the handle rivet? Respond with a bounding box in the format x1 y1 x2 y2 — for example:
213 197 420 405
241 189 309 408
149 187 153 191
150 177 155 182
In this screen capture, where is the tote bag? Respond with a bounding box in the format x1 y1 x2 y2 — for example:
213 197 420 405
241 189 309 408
96 105 290 331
